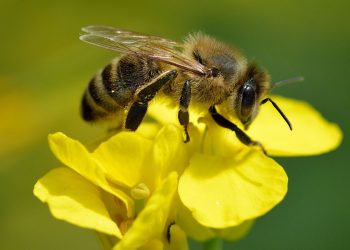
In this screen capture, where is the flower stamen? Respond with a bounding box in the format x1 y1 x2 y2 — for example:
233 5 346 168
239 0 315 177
130 183 150 200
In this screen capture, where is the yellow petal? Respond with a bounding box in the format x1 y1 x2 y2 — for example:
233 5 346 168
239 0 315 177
139 240 163 250
215 220 254 241
93 132 152 188
178 151 288 228
33 167 122 238
148 97 203 126
165 224 189 250
199 117 242 157
48 132 134 217
148 98 178 125
149 125 189 185
249 96 342 156
137 122 162 139
141 123 202 192
176 203 215 242
113 172 178 250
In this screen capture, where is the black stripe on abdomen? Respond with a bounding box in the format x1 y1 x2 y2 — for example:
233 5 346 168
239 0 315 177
81 90 109 121
101 62 133 107
88 73 120 113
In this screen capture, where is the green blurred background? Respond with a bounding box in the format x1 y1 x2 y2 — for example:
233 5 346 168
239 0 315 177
0 0 348 249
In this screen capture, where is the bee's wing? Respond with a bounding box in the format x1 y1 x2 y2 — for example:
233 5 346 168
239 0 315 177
80 26 206 75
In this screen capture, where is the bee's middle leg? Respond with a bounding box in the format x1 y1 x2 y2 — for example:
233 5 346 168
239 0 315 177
209 106 267 155
178 80 191 143
125 70 178 131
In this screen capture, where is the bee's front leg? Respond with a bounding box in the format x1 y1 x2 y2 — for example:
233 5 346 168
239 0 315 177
125 70 177 131
178 80 191 143
209 106 267 155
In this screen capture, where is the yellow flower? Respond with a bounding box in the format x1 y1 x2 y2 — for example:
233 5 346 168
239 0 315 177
34 126 190 250
148 95 342 240
34 95 342 248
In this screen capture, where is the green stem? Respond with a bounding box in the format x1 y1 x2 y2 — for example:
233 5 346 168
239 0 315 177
203 238 224 250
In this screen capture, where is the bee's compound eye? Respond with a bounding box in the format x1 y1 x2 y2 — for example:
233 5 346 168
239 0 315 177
241 84 256 118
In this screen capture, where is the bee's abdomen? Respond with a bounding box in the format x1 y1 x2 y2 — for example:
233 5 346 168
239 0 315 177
81 80 119 122
81 89 108 121
81 55 162 122
81 60 123 121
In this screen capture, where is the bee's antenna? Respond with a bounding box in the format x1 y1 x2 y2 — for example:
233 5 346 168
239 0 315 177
271 76 304 89
261 98 292 130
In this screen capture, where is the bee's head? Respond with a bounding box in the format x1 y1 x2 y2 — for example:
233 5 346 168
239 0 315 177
235 63 270 129
236 62 293 130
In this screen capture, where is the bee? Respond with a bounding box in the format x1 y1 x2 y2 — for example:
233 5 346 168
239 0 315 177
80 26 295 153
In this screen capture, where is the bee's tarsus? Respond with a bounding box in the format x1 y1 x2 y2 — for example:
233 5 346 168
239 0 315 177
251 140 268 156
178 80 192 143
184 128 190 143
209 106 268 154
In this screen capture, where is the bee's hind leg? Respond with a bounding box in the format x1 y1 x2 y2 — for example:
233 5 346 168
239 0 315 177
125 70 178 131
209 106 267 155
177 80 191 143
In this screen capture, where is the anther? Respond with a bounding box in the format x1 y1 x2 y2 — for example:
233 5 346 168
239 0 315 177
130 183 150 200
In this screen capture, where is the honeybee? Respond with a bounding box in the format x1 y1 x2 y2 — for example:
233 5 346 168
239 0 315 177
80 26 295 153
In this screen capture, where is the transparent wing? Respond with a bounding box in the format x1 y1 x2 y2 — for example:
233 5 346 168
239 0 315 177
80 26 206 75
